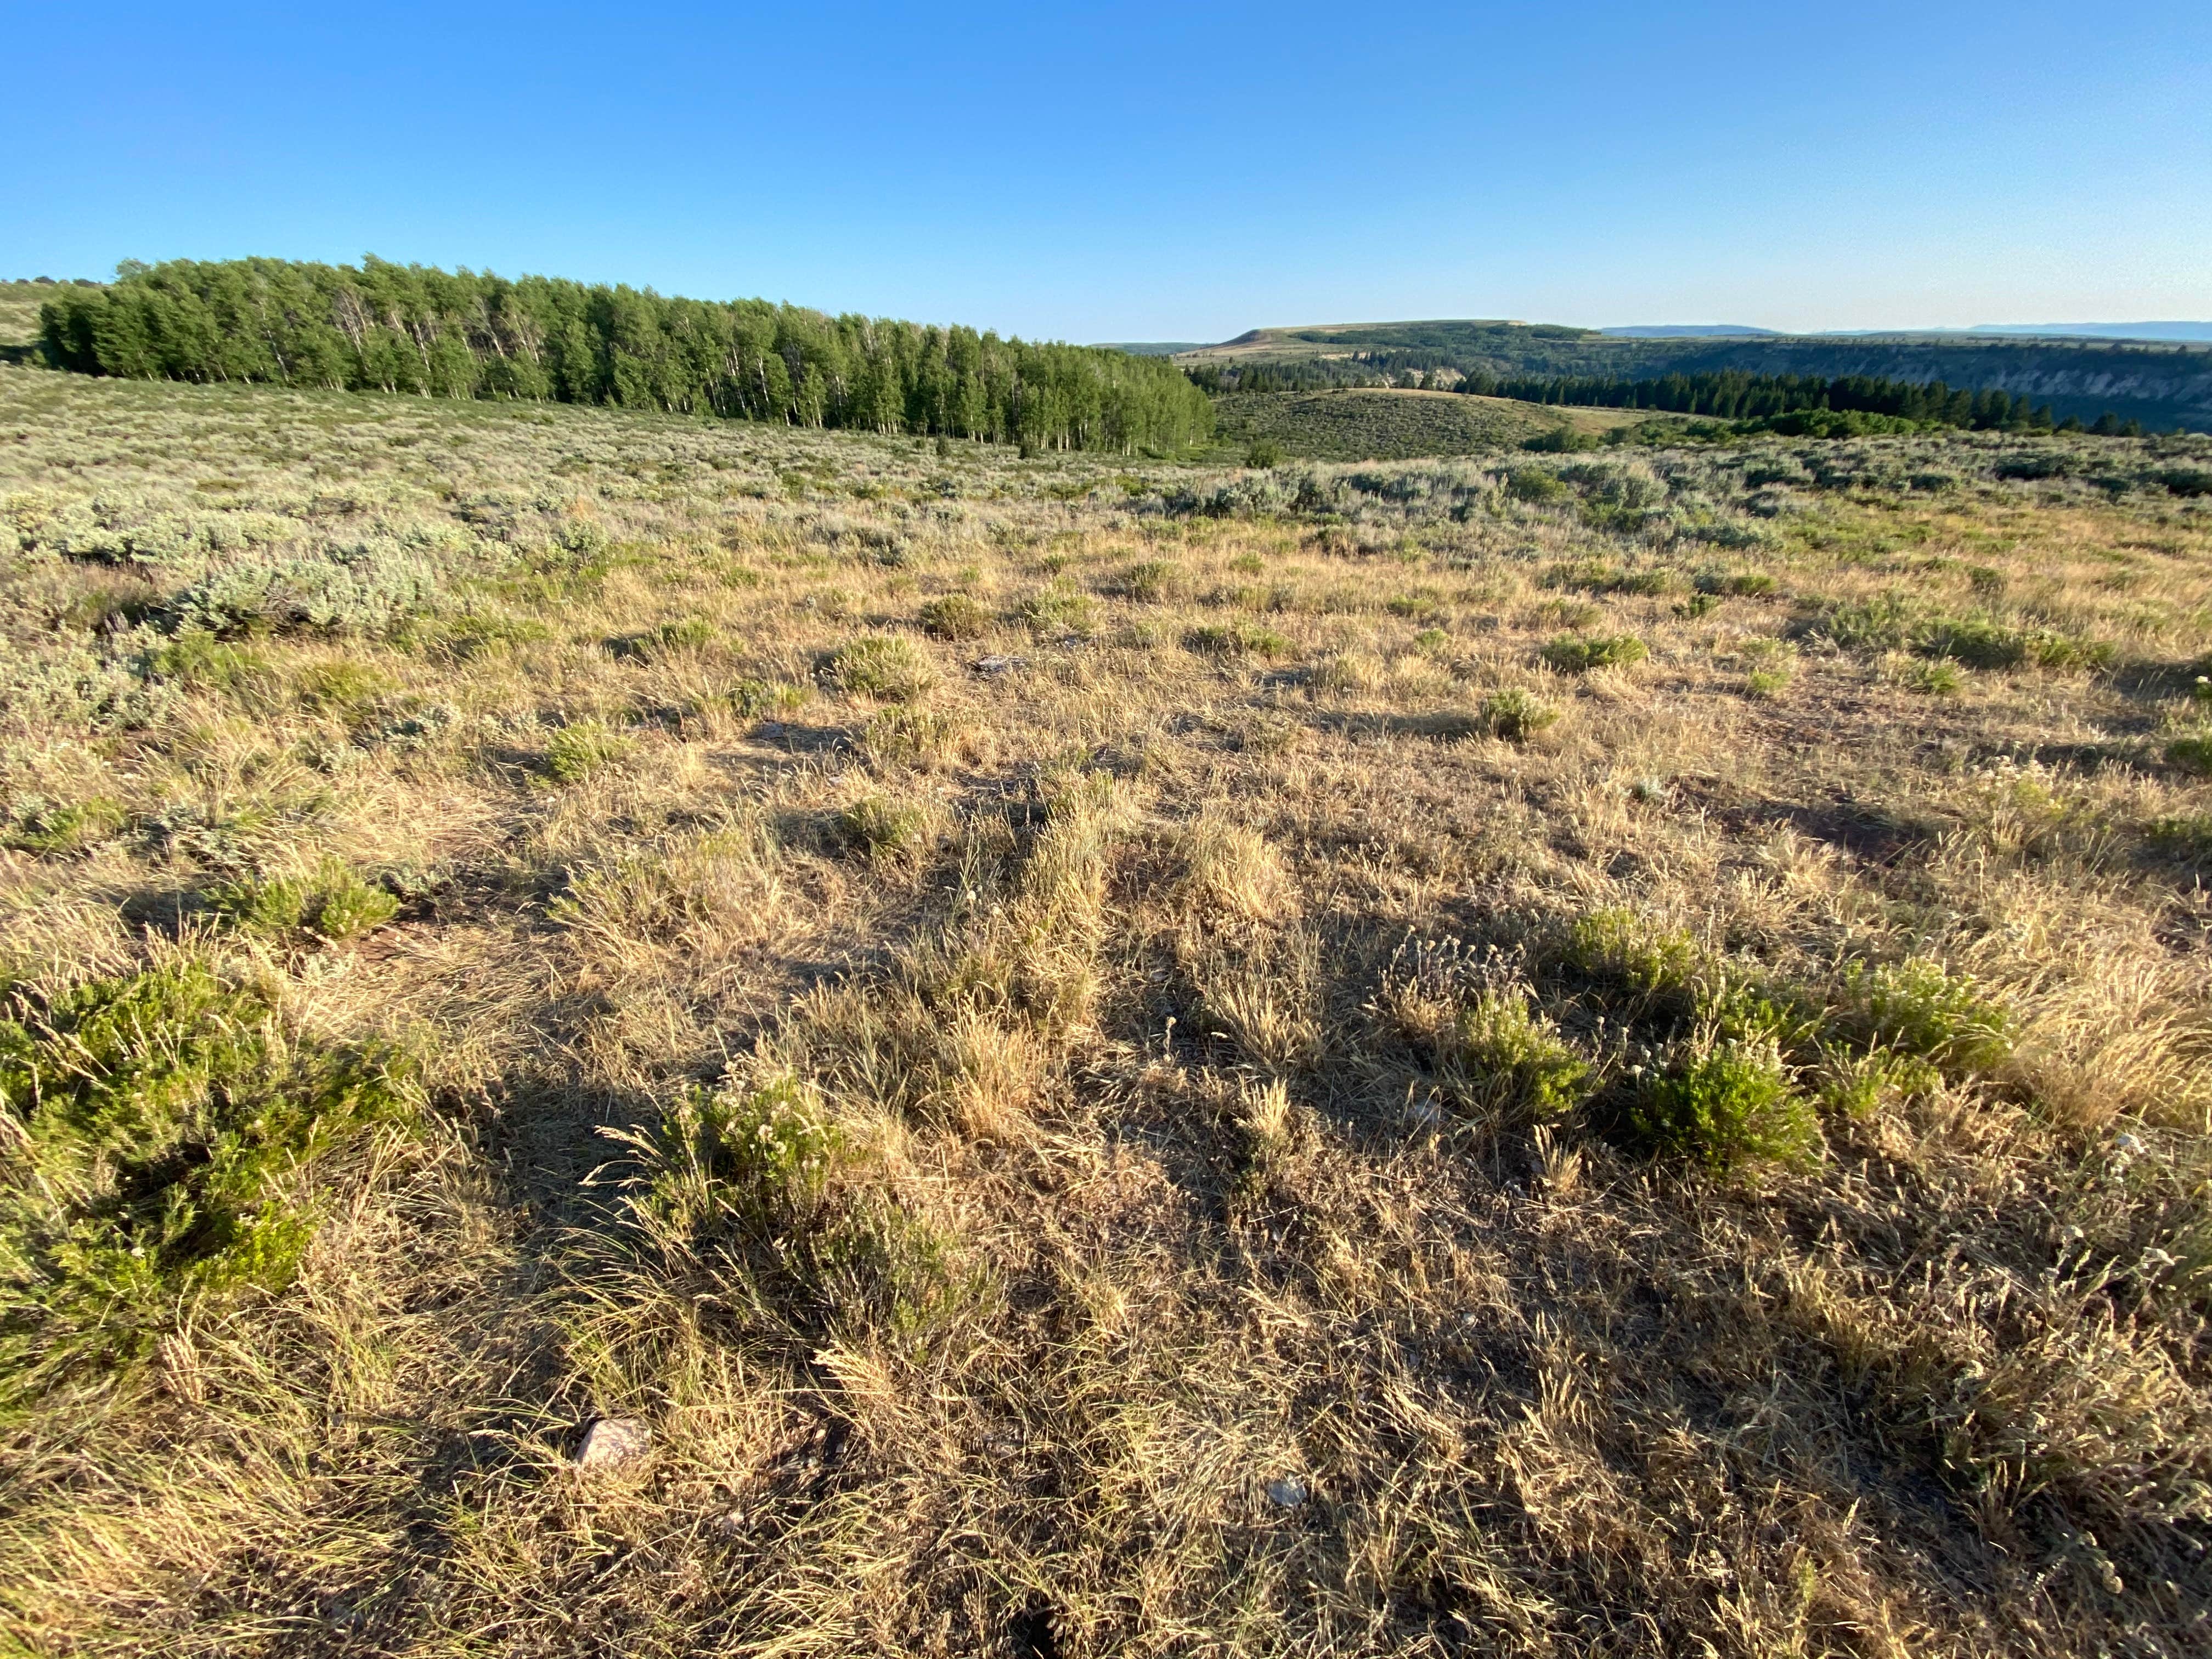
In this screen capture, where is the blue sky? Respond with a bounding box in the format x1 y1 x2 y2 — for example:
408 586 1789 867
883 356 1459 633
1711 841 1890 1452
8 2 2209 341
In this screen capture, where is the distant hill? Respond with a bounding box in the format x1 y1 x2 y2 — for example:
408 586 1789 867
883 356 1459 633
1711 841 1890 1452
1966 322 2212 343
1175 319 2212 432
1600 324 1780 338
1207 386 1649 462
1094 341 1208 356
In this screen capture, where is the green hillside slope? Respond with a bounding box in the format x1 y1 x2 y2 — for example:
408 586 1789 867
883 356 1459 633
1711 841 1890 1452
1181 320 2212 432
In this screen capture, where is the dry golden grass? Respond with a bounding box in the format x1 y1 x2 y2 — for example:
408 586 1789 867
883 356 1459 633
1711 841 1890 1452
2 363 2211 1656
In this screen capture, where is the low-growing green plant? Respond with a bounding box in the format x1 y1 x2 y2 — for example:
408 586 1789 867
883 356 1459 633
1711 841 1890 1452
1627 1037 1814 1173
2 794 124 857
1744 667 1792 699
714 676 809 722
2146 811 2212 857
650 615 717 654
291 658 394 718
2164 735 2212 776
1440 991 1588 1122
1565 906 1701 1007
836 794 929 862
1837 957 2013 1076
825 634 937 701
1243 439 1284 469
918 593 990 641
631 1074 976 1347
1542 632 1647 673
1900 658 1964 695
149 628 275 695
1122 560 1181 602
1018 589 1096 638
1480 687 1560 741
0 963 416 1397
1504 467 1565 503
545 719 636 782
207 860 400 941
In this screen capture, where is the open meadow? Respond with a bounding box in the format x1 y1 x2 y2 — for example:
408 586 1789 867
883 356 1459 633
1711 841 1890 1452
4 362 2212 1656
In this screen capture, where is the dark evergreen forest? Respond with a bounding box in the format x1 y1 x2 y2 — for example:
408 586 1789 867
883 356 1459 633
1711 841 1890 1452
38 258 1214 453
1465 368 2096 431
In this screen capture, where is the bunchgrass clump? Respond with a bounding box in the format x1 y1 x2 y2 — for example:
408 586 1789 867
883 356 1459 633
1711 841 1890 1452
836 794 930 862
545 719 636 782
918 593 990 641
1479 686 1560 741
1542 631 1647 673
825 633 937 701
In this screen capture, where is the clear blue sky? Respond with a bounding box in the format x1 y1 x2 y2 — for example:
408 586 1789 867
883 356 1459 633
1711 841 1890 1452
9 2 2209 342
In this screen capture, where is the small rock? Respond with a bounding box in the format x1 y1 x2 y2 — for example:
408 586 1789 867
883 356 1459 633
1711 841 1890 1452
1265 1475 1308 1509
574 1416 651 1469
973 654 1028 676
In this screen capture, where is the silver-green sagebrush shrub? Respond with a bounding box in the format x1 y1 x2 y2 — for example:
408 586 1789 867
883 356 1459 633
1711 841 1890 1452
0 963 416 1400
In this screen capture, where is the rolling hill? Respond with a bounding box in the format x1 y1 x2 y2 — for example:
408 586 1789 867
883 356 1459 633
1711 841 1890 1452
1175 319 2212 431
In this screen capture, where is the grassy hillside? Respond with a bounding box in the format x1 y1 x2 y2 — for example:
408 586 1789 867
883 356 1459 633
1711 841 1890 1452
0 282 63 348
1211 388 1650 460
4 362 2212 1655
1181 320 2212 432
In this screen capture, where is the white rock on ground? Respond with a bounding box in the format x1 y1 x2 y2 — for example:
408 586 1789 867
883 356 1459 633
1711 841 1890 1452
574 1417 652 1469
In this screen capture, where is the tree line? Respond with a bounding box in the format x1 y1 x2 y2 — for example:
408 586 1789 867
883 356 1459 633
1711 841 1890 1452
38 258 1214 453
1458 368 2148 433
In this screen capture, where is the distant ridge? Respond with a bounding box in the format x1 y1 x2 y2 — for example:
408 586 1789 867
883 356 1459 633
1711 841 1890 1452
1094 341 1207 356
1600 324 1780 338
1966 322 2212 343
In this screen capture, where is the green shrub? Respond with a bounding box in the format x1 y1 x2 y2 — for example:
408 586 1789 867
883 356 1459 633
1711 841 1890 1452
1627 1040 1814 1173
1838 958 2013 1076
1018 590 1096 638
1441 992 1587 1121
1542 633 1647 673
545 719 636 782
836 794 929 862
645 1075 845 1242
208 860 399 941
1565 907 1700 1006
1504 467 1565 503
1243 439 1284 469
292 659 394 719
1900 658 1963 696
918 594 990 641
311 871 400 939
2 795 124 857
1480 687 1560 741
826 634 937 701
1744 668 1791 699
636 1076 974 1347
715 676 808 723
2146 811 2212 856
650 616 717 654
2165 735 2212 776
1123 560 1180 602
1821 592 1920 652
0 963 415 1396
149 629 275 695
